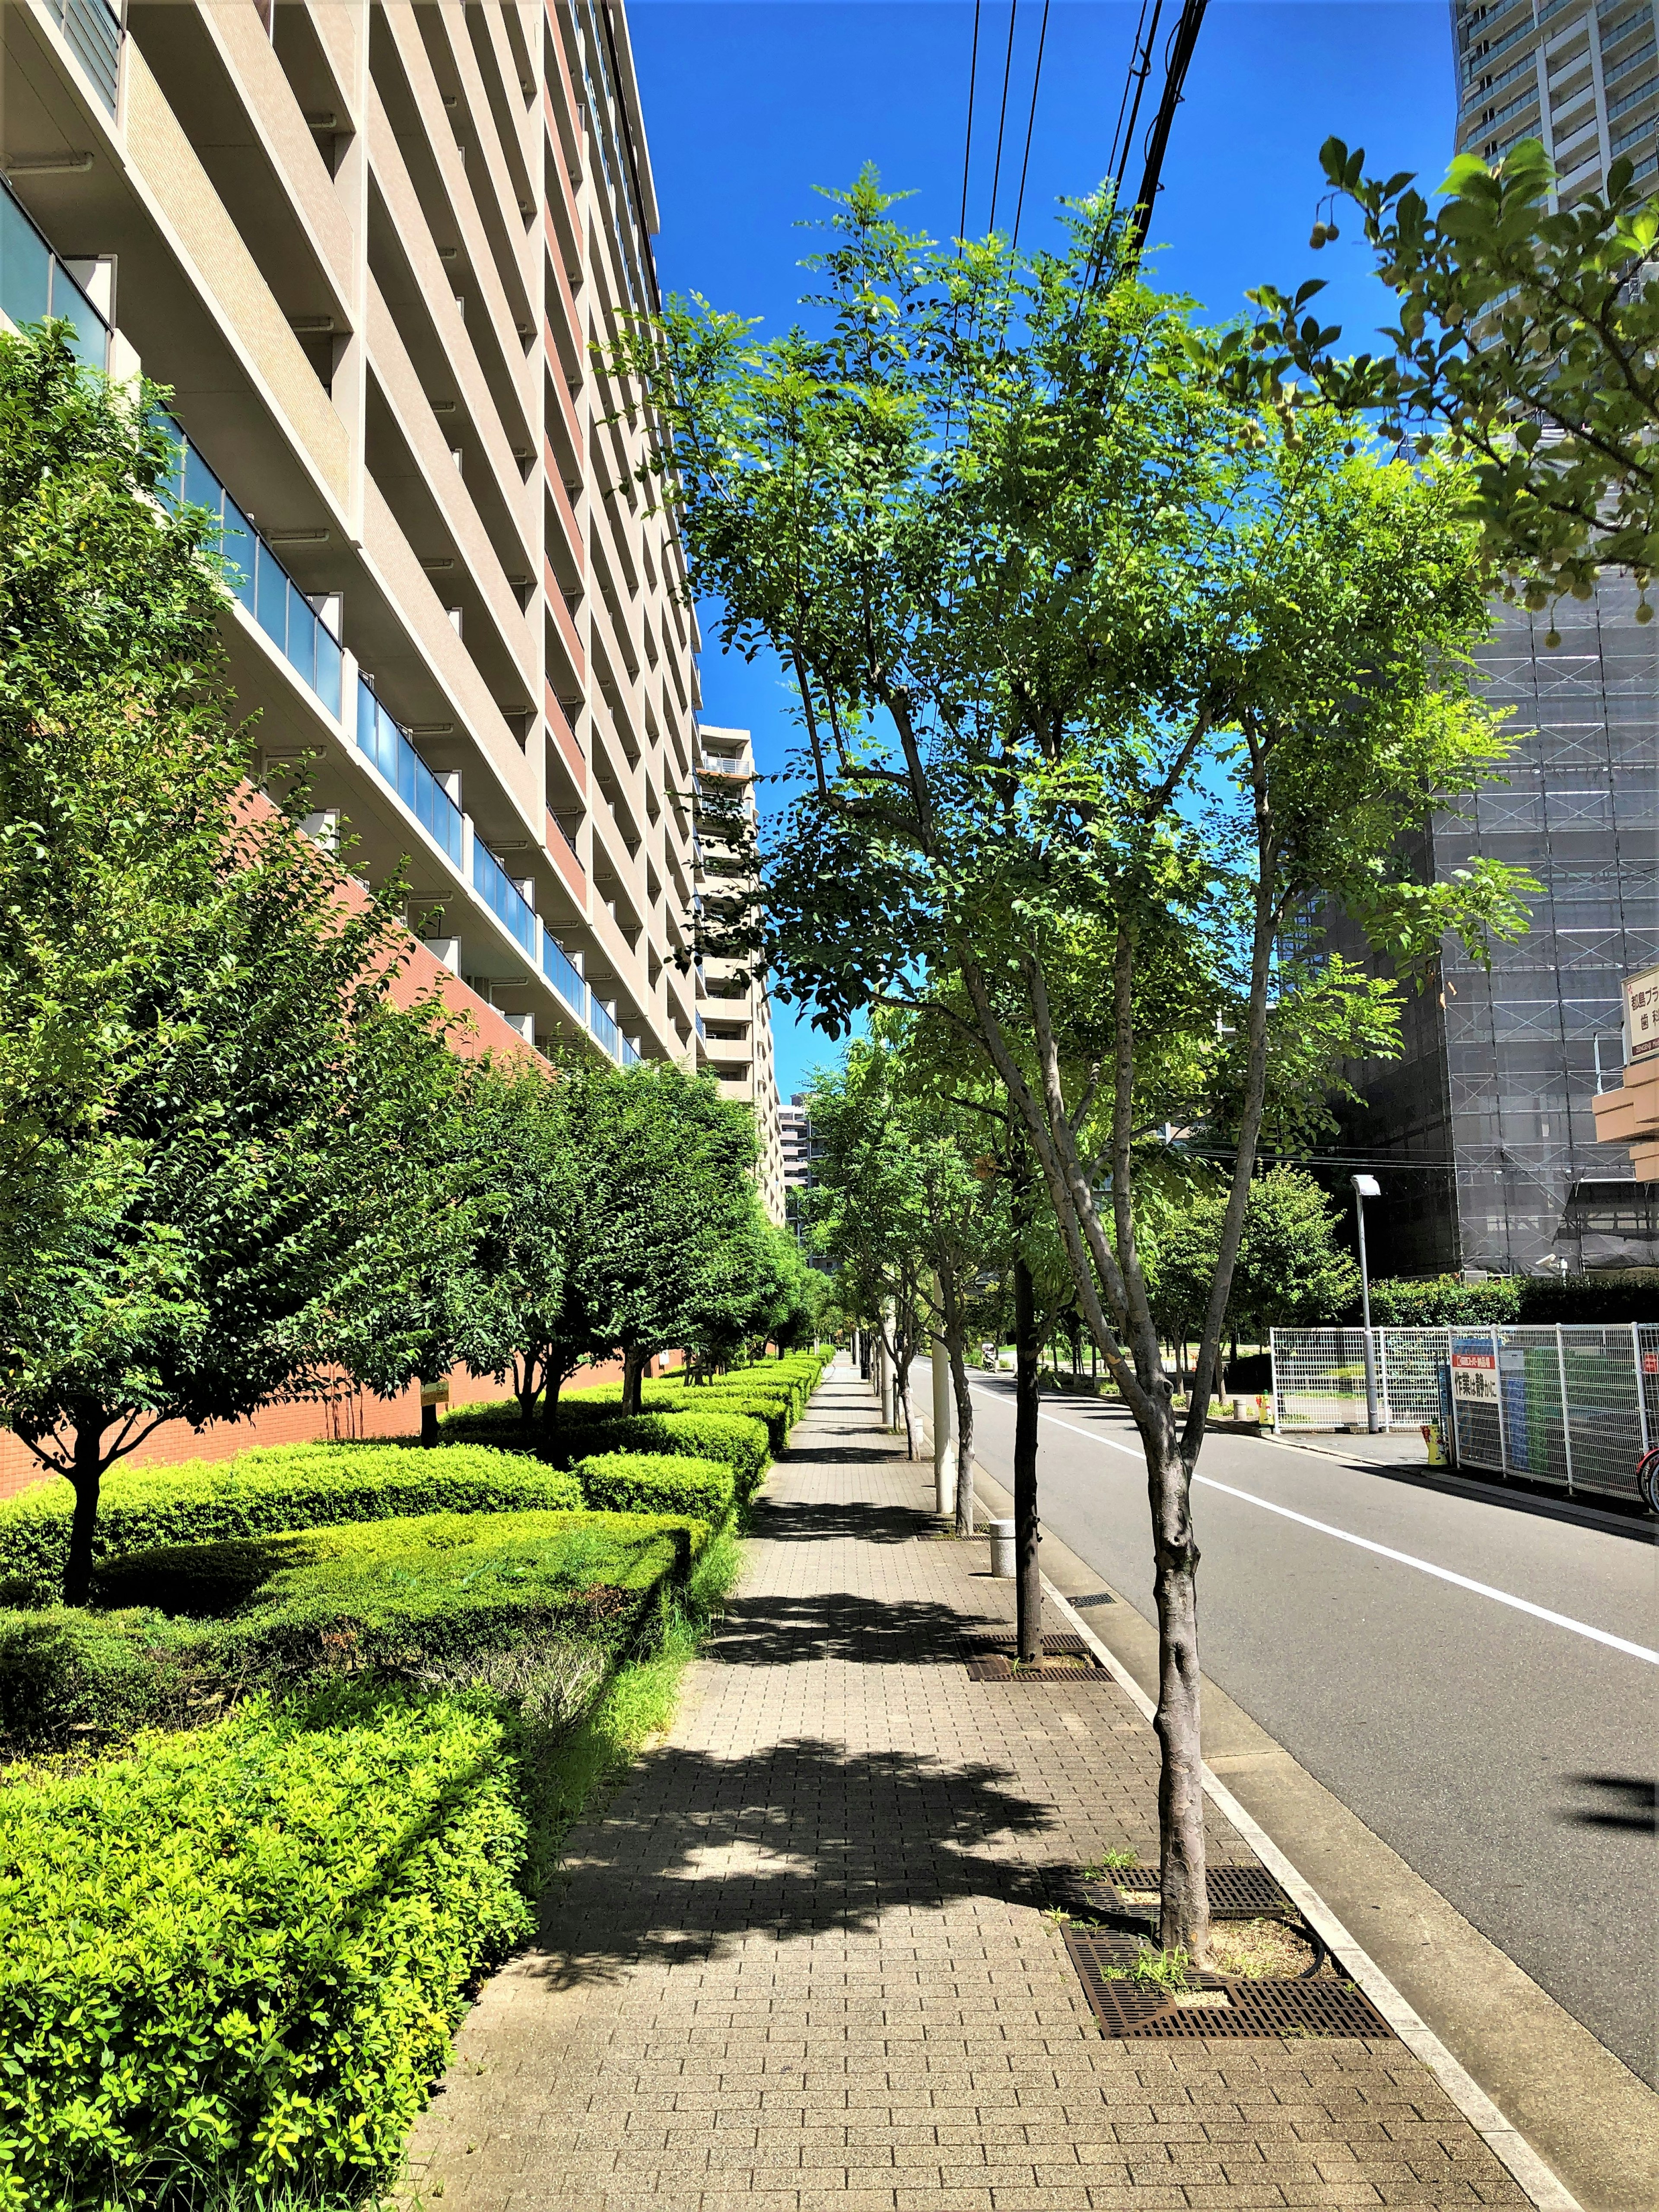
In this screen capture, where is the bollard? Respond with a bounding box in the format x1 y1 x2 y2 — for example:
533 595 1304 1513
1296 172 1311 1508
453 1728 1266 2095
988 1518 1016 1578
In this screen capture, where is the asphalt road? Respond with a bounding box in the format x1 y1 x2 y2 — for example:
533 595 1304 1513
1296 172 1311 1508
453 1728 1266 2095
966 1376 1659 2087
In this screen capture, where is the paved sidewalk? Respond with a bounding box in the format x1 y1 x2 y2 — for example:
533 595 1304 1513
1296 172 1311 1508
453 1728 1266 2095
406 1362 1532 2211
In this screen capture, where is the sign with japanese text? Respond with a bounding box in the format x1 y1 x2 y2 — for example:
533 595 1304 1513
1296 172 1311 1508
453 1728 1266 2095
1624 962 1659 1065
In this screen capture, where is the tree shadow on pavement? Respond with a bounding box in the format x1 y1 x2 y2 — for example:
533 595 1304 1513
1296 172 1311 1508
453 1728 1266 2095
528 1733 1065 1987
704 1589 1001 1669
749 1495 935 1545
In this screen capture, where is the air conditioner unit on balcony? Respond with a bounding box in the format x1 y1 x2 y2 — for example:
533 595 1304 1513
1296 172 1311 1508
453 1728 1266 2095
421 937 462 976
499 1011 534 1046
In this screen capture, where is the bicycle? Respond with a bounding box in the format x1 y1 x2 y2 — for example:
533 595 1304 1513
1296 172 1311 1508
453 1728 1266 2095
1637 1445 1659 1515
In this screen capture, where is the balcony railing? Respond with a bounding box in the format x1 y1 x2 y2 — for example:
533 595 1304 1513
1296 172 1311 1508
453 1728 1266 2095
474 840 537 959
540 926 589 1021
0 175 109 366
356 677 463 867
156 417 343 719
619 1035 640 1067
53 0 121 113
589 998 621 1058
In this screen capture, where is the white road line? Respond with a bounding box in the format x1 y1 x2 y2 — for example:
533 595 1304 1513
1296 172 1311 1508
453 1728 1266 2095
971 1386 1659 1666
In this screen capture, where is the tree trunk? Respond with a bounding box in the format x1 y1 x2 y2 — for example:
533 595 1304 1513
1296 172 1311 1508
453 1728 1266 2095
621 1348 647 1415
515 1355 540 1433
1011 1253 1042 1664
896 1351 921 1460
420 1402 439 1448
1148 1426 1209 1963
63 1417 107 1606
539 1360 566 1439
948 1344 976 1540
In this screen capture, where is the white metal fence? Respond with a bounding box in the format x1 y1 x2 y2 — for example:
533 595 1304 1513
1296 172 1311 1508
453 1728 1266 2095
1269 1323 1659 1505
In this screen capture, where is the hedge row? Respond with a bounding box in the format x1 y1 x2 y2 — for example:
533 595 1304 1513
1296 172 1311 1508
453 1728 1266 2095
1364 1269 1659 1327
0 1683 535 2208
0 1510 702 1749
0 1444 582 1608
575 1450 736 1526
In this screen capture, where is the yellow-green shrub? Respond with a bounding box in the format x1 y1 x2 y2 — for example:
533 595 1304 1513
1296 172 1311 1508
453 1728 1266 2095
0 1444 581 1606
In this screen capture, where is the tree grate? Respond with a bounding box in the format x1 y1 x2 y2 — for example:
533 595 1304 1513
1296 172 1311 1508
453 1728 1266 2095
961 1632 1108 1682
1079 1862 1296 1920
1062 1927 1394 2041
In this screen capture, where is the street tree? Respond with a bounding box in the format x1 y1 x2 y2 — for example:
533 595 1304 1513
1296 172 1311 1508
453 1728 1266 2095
1233 139 1659 604
616 174 1533 1954
0 325 468 1602
1148 1168 1360 1369
579 1061 772 1409
802 1047 932 1461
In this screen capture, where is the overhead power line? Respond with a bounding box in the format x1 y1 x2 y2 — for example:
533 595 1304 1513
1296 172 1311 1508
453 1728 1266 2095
986 0 1020 234
1122 0 1209 264
1008 0 1052 254
958 0 983 246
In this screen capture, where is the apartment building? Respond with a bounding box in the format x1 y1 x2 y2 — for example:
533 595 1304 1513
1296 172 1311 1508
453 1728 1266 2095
693 724 785 1223
1 0 702 1068
780 1096 814 1201
1456 0 1656 196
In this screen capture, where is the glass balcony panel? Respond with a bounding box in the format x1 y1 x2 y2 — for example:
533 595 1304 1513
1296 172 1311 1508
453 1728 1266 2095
314 625 342 718
254 539 287 655
0 191 51 330
286 582 315 690
181 442 224 532
218 493 254 608
541 929 588 1019
47 264 106 366
590 999 620 1058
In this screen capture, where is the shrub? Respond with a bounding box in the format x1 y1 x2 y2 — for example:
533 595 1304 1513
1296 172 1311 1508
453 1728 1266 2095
4 1512 703 1749
0 1443 582 1607
1515 1268 1659 1325
575 1450 736 1526
1363 1275 1522 1326
0 1684 535 2206
547 1410 769 1497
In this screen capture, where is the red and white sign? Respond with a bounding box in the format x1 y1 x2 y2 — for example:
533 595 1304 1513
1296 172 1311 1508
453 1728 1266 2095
1451 1350 1499 1403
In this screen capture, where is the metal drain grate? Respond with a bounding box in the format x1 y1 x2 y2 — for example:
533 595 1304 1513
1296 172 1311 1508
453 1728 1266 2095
1062 1928 1393 2041
1081 1862 1295 1920
962 1632 1108 1682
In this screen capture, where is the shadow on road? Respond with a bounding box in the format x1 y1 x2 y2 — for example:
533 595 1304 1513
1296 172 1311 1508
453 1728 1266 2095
1557 1773 1656 1834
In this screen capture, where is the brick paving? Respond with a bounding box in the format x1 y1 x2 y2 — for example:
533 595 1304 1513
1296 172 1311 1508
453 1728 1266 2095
405 1361 1528 2212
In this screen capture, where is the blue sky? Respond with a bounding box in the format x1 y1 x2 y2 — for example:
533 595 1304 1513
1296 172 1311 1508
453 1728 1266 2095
629 0 1461 1094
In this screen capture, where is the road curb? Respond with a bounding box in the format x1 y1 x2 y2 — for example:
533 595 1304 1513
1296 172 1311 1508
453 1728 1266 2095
1038 1570 1583 2212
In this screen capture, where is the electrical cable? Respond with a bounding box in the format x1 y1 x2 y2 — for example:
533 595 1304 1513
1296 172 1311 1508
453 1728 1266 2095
1122 0 1209 264
1008 0 1051 255
987 0 1020 234
958 0 983 247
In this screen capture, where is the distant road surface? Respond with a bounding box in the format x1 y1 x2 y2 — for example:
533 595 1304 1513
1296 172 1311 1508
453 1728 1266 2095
966 1376 1659 2085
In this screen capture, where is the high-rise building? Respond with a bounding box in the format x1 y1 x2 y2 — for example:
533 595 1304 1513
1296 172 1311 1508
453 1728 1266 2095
1455 0 1656 200
693 724 785 1223
1328 8 1659 1276
780 1097 815 1199
1 0 702 1070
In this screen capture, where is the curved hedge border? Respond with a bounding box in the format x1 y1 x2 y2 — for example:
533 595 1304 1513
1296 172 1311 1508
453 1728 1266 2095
0 1445 581 1607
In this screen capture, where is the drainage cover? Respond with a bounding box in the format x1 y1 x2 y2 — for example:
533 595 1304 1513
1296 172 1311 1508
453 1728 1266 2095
1081 1862 1295 1920
962 1632 1107 1682
1062 1927 1393 2041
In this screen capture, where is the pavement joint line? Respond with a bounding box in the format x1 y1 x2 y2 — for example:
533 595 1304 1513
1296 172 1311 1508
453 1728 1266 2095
1034 1570 1585 2212
972 1389 1659 1665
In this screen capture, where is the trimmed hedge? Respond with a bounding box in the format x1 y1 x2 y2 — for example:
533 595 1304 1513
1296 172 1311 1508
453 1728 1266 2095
0 1443 582 1607
0 1683 535 2206
547 1410 769 1497
575 1449 736 1526
2 1511 703 1749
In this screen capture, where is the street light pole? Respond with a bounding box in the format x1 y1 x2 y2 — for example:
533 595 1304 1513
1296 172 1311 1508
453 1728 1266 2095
1352 1174 1381 1433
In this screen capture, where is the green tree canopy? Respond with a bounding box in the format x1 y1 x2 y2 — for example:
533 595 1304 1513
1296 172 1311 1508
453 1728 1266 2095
0 327 465 1601
616 172 1533 1954
1147 1168 1360 1348
1233 138 1659 604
